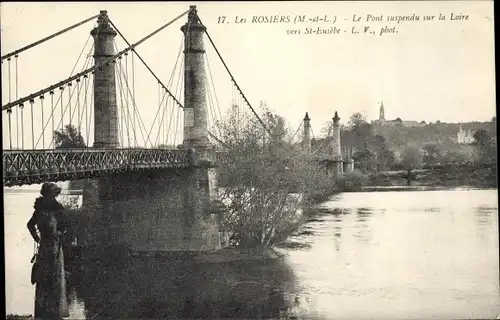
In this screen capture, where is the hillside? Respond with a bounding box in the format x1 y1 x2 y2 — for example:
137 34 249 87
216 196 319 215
373 121 496 150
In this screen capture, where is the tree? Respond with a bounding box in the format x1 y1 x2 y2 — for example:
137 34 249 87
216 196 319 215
215 105 329 251
348 112 367 128
422 144 441 168
473 129 491 146
443 149 471 165
53 124 86 148
369 135 396 171
401 147 423 185
344 112 374 150
472 129 496 164
353 148 376 173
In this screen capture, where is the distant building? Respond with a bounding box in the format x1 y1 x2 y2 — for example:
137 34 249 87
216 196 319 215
401 120 426 128
372 101 387 125
371 101 426 127
457 126 474 144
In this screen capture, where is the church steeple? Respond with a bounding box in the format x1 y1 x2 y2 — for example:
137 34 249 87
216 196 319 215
379 100 386 121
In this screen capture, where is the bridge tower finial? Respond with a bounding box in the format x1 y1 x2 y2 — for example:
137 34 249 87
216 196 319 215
302 112 311 152
333 111 340 124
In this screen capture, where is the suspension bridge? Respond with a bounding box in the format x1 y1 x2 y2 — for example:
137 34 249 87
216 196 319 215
2 6 353 252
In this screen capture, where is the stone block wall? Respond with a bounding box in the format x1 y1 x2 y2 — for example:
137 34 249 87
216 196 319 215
81 168 221 252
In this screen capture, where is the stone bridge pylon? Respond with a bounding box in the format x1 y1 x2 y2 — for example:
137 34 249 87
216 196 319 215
81 7 221 253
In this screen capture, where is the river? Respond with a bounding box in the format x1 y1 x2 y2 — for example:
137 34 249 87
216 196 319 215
4 187 499 319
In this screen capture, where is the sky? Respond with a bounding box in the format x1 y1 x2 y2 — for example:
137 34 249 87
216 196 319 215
1 1 496 148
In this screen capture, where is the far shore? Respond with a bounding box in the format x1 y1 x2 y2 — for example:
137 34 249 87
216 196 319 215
359 185 497 192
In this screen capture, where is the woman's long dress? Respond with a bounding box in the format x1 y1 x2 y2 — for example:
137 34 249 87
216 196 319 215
28 197 69 319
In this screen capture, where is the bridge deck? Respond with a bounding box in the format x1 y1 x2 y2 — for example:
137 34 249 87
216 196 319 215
3 148 191 186
3 148 230 187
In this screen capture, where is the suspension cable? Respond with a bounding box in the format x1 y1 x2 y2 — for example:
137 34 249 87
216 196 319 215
208 130 230 148
15 55 19 148
30 99 35 149
108 19 185 110
116 56 135 147
7 57 15 149
86 76 94 146
145 86 168 144
206 81 218 135
15 54 19 105
68 82 73 126
2 9 190 112
311 123 332 155
1 14 100 61
115 59 126 146
60 86 64 130
115 54 150 147
69 32 93 78
20 103 24 149
205 52 223 128
80 75 88 138
7 109 12 149
124 53 131 146
132 52 137 146
76 79 81 132
34 43 93 149
164 40 184 145
152 90 169 146
50 91 55 144
288 119 303 144
173 55 184 146
197 16 271 136
40 95 45 149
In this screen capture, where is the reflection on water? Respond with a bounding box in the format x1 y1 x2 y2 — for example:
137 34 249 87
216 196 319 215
475 206 497 240
66 251 295 319
4 188 500 319
353 208 373 244
279 189 499 319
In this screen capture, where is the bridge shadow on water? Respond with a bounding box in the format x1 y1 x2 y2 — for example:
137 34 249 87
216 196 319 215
66 248 297 319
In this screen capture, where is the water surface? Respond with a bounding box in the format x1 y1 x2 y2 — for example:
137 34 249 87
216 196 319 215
4 188 499 319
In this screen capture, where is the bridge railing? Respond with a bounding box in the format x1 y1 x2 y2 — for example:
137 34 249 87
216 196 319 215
3 148 190 186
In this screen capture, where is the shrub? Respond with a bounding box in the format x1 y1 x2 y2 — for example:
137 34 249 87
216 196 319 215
336 170 369 191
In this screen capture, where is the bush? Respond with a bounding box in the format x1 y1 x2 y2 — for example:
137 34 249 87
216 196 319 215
368 172 394 186
216 105 334 250
336 170 369 191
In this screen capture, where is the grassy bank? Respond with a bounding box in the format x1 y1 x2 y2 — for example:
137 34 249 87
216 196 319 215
6 315 31 320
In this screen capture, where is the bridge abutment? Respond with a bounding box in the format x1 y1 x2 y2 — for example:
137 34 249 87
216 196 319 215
82 167 220 252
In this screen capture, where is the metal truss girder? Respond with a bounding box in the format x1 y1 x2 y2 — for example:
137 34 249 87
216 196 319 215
3 148 191 187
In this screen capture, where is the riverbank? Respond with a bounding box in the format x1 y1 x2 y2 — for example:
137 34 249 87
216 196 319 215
6 315 31 320
361 185 453 192
367 164 497 189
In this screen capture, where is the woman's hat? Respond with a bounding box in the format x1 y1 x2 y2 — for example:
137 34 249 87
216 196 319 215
40 182 62 196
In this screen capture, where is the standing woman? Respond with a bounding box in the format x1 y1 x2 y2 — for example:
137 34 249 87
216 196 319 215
27 182 70 319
